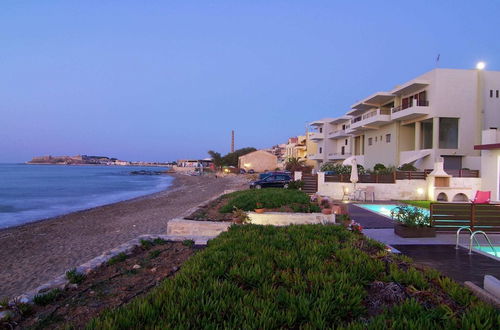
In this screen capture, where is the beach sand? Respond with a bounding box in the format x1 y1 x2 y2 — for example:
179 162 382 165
0 174 247 298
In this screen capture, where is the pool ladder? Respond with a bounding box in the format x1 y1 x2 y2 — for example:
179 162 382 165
455 226 497 257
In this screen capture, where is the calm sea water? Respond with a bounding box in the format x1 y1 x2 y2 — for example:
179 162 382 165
0 164 173 229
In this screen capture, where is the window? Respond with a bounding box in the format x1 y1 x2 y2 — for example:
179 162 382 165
342 124 346 130
439 118 459 149
421 119 433 149
497 90 499 98
368 137 373 146
491 90 494 98
319 147 322 154
386 134 391 143
345 139 348 145
319 127 323 133
375 136 378 142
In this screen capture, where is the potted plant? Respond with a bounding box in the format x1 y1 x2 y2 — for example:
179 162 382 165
232 207 250 224
320 199 332 215
338 214 352 227
391 205 435 238
254 202 265 214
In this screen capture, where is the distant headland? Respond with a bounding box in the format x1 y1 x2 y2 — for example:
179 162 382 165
27 155 172 167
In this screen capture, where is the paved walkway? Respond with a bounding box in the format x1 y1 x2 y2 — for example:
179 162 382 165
348 203 395 229
393 244 500 286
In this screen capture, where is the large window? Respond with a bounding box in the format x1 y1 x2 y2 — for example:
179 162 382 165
439 118 459 149
421 119 433 149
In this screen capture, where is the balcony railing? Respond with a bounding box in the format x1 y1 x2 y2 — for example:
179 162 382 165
328 152 351 158
351 108 391 125
392 99 429 113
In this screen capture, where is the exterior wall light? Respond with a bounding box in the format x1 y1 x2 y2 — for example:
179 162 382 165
417 188 424 195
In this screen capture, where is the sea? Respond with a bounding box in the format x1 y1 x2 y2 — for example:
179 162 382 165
0 164 174 229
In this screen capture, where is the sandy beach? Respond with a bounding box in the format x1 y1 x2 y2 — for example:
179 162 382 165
0 174 247 298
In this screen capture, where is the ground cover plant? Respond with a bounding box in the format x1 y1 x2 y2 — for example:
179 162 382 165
186 189 320 221
401 200 431 209
391 205 431 227
88 225 498 329
2 240 199 329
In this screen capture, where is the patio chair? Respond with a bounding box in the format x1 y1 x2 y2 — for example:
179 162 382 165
363 186 375 202
471 190 491 204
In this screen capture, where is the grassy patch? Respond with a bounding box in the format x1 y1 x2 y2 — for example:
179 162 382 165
400 200 431 209
182 239 195 247
148 250 161 259
88 225 497 329
33 289 63 306
219 188 319 213
107 252 128 265
66 268 86 284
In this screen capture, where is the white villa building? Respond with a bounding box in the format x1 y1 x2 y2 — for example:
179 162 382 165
307 67 500 202
309 68 500 171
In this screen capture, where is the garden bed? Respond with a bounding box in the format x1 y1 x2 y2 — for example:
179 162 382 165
1 239 200 329
185 188 320 221
88 225 497 329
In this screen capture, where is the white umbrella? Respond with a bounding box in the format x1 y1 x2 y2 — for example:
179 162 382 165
350 158 358 184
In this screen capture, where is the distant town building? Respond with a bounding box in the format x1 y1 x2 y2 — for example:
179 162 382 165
238 150 278 172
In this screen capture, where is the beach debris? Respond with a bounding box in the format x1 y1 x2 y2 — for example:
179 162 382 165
132 264 141 270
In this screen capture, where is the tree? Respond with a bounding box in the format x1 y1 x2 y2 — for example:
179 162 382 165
285 157 312 174
208 147 256 168
208 150 223 168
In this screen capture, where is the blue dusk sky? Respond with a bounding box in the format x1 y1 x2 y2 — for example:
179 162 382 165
1 1 499 162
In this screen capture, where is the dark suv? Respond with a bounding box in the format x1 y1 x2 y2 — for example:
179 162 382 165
250 174 292 189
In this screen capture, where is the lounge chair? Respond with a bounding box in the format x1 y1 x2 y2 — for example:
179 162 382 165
471 190 491 204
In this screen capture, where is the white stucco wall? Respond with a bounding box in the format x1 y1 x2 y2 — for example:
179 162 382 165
480 150 500 201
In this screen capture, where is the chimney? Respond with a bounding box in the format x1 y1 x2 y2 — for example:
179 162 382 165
231 130 235 153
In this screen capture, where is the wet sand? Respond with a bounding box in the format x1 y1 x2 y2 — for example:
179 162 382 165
0 174 247 298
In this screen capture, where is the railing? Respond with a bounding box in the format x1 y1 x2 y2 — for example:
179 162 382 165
325 171 427 183
431 203 500 232
351 116 362 124
328 152 351 158
424 169 479 178
396 171 427 180
392 99 429 113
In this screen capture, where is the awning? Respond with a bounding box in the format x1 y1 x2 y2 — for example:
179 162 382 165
391 80 429 96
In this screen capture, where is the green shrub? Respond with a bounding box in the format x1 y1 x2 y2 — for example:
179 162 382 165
148 250 161 259
219 189 315 213
107 252 128 265
287 180 304 190
182 239 195 247
88 225 498 329
373 163 386 172
140 239 154 249
33 288 63 306
65 268 86 284
398 163 417 171
391 205 430 227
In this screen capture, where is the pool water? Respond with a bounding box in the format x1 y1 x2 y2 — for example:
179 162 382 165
357 204 430 218
475 245 500 257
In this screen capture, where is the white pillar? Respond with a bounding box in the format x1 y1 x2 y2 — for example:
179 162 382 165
294 171 302 181
415 121 421 150
432 117 440 150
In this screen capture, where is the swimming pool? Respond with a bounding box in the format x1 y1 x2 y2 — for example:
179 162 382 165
474 245 500 258
357 204 430 218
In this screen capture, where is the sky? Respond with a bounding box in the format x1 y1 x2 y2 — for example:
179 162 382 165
1 1 499 162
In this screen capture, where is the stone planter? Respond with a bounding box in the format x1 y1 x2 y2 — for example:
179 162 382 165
254 208 265 214
322 208 332 215
394 223 436 238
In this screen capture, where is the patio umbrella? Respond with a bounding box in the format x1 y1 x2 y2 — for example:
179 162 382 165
350 158 359 184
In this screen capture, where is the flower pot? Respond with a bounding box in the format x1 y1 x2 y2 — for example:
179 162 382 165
255 208 265 214
322 208 332 215
394 223 436 238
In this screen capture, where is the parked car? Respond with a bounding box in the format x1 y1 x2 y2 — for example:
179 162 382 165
259 171 292 180
239 168 246 174
250 174 292 189
247 169 255 174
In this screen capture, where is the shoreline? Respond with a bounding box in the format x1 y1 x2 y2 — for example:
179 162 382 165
0 173 178 232
0 173 247 298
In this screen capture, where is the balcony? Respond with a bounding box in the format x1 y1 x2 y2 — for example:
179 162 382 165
308 153 324 160
328 126 350 139
328 152 351 160
350 108 391 130
309 132 324 140
391 99 429 121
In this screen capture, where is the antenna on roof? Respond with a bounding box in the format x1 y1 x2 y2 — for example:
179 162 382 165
231 130 235 153
436 54 440 68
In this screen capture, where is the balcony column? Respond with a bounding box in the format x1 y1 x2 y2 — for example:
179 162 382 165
414 121 421 150
432 117 440 149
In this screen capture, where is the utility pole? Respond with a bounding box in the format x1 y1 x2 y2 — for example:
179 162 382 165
231 130 235 153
